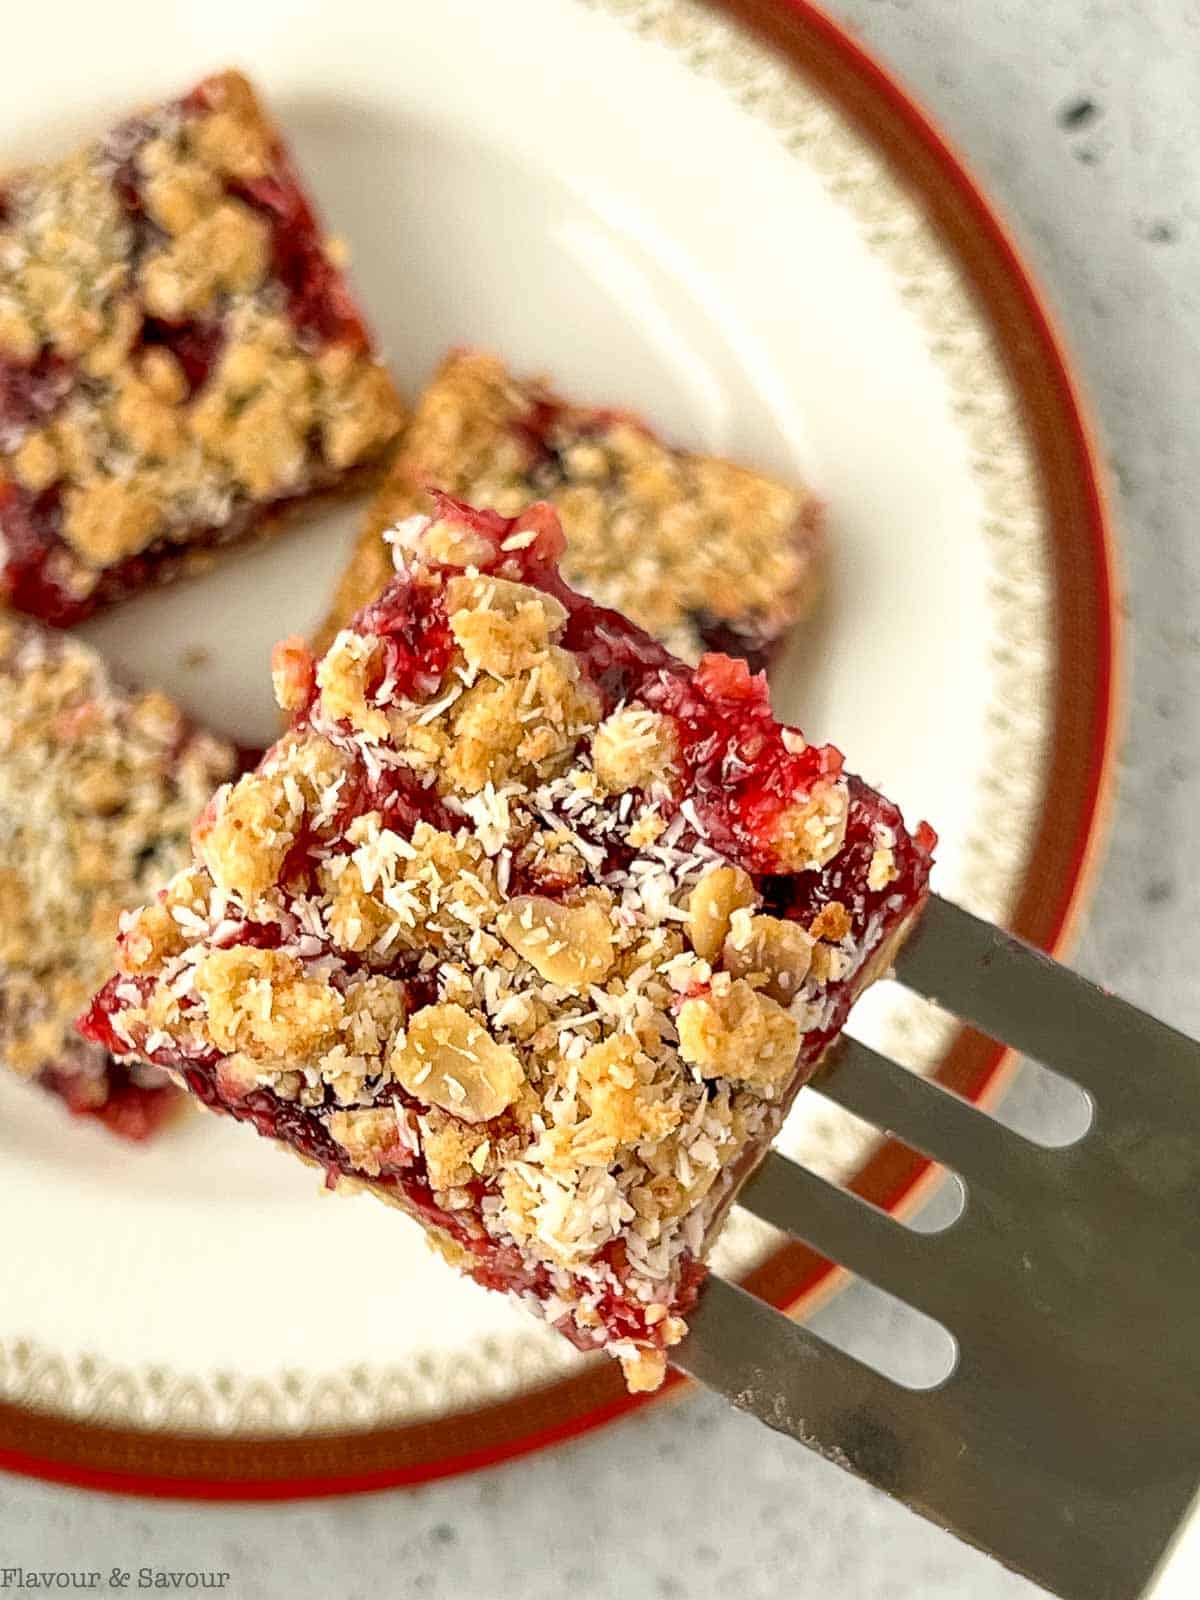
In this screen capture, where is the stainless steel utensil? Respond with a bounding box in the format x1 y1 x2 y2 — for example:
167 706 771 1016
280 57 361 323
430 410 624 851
677 894 1200 1600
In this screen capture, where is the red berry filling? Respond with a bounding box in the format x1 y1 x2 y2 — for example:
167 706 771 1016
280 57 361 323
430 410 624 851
0 72 401 627
505 393 808 671
38 1056 179 1142
0 480 281 628
0 348 73 442
82 495 932 1384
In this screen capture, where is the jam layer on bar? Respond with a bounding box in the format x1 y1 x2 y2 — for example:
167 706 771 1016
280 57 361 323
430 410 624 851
84 495 931 1385
320 350 821 668
0 618 233 1137
38 1055 180 1142
0 70 404 626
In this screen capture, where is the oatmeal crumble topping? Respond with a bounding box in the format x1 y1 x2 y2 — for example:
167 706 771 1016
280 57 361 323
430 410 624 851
0 617 232 1131
319 349 821 666
0 70 403 625
84 495 932 1387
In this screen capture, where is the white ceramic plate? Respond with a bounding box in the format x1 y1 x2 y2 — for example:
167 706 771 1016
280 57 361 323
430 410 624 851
0 0 1115 1492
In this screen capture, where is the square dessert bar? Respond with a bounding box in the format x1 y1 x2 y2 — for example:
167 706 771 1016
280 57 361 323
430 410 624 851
0 70 404 626
0 619 233 1138
320 349 821 668
83 495 932 1385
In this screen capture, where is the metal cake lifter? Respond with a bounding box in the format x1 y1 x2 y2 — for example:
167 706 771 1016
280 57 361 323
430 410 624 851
679 893 1200 1600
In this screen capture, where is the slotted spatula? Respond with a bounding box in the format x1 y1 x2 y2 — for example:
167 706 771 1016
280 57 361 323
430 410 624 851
676 894 1200 1600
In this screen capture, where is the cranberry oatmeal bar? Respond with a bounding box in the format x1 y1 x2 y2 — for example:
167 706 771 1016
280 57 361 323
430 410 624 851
0 70 403 626
0 618 233 1137
83 495 931 1387
319 350 821 668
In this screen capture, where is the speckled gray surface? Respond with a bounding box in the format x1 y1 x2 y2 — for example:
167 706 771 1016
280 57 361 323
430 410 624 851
3 2 1198 1595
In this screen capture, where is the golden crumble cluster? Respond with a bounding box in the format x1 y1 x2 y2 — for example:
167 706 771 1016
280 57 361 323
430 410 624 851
88 497 932 1391
319 349 821 665
0 617 233 1126
0 70 404 625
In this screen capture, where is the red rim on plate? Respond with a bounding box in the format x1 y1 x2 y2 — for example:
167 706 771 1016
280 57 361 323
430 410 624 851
0 0 1120 1499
